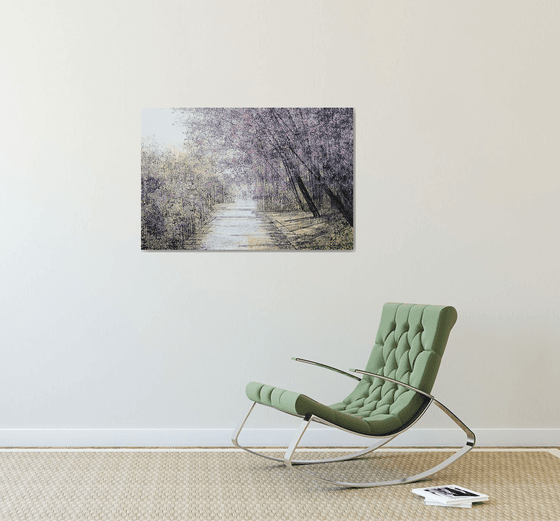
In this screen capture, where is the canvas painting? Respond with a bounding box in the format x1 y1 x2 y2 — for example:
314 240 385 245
141 108 353 250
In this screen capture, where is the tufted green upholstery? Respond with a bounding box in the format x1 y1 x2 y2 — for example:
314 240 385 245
246 303 458 437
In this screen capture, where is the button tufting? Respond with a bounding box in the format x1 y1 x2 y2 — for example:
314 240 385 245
333 304 457 430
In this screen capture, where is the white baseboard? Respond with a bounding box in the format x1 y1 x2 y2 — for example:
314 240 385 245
0 428 558 448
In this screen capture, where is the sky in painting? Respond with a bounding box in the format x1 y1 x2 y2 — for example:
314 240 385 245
141 108 185 149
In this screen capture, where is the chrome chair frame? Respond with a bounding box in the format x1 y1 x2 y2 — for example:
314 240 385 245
232 358 475 488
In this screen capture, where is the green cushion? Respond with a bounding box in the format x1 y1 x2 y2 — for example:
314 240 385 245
246 303 457 437
246 382 372 435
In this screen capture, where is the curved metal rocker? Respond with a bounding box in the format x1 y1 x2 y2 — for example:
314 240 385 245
232 303 475 488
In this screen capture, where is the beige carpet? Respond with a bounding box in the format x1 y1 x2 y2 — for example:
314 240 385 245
0 449 559 520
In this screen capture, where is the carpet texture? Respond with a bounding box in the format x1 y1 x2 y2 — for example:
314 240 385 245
0 450 559 520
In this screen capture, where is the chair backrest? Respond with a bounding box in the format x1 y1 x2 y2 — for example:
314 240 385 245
366 303 457 394
335 303 457 435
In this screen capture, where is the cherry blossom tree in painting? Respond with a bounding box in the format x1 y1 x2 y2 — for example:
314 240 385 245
175 108 353 226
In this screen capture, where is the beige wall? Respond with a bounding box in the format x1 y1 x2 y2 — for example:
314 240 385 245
1 0 559 446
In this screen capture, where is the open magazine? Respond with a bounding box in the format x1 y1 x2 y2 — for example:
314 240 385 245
412 485 489 507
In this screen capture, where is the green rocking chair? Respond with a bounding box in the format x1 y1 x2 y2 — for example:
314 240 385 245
232 303 475 487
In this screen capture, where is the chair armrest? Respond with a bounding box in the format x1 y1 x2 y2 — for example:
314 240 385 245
292 357 362 381
349 368 433 399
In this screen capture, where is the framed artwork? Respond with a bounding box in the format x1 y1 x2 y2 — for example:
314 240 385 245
141 108 353 250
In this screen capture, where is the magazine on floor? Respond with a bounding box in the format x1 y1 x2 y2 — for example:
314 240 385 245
412 485 489 506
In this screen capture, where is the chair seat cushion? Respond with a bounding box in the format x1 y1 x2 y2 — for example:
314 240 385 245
246 381 421 436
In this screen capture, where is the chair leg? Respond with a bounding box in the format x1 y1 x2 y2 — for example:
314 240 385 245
232 402 396 465
283 399 475 488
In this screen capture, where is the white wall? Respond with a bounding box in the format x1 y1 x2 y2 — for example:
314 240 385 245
1 0 559 447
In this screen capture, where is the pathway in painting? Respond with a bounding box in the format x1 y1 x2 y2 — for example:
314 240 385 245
193 199 292 250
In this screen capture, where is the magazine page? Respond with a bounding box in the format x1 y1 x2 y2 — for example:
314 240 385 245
424 500 472 509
